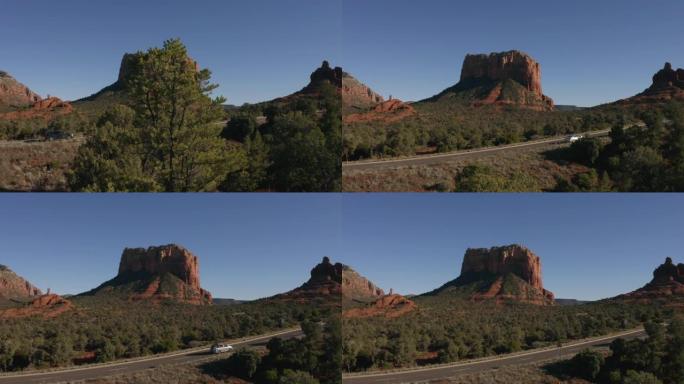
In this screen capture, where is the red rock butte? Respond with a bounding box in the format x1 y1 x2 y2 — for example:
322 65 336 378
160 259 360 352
342 72 384 109
620 257 684 301
620 62 684 104
460 51 544 97
0 70 41 108
0 264 43 299
341 264 385 302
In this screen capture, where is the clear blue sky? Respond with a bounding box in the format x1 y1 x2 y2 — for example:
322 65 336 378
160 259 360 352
1 0 341 105
341 194 684 301
343 0 684 106
0 194 342 300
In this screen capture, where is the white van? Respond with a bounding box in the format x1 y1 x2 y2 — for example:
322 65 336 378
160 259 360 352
568 135 584 143
211 343 234 354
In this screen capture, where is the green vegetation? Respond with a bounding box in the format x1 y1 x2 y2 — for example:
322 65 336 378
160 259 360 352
342 297 665 373
343 100 629 161
554 319 684 384
553 102 684 191
454 165 539 192
225 318 341 384
68 38 341 192
0 114 91 141
0 296 322 372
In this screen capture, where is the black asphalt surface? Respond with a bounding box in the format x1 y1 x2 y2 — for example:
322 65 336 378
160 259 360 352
342 129 611 172
0 328 303 384
342 328 644 384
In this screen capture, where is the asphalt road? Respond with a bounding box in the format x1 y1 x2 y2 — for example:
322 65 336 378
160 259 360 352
0 328 302 384
342 328 644 384
342 129 611 172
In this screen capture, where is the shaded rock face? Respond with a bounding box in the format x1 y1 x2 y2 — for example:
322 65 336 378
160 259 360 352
622 258 684 299
0 265 42 300
341 265 385 301
428 245 555 305
0 294 73 319
343 99 416 124
87 244 212 305
0 71 42 108
621 63 684 104
427 50 554 111
342 73 384 109
343 294 416 319
298 61 343 96
0 97 73 121
290 256 343 298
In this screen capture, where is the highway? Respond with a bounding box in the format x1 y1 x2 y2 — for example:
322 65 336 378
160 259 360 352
342 129 611 172
0 328 302 384
342 327 644 384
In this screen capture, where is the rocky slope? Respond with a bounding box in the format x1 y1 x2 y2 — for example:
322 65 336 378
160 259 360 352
0 294 73 319
423 50 554 111
619 62 684 104
344 98 416 124
342 72 384 110
618 257 684 301
425 244 555 305
0 96 73 121
343 294 417 319
341 264 385 302
274 256 342 303
81 244 212 304
0 265 42 300
0 71 41 109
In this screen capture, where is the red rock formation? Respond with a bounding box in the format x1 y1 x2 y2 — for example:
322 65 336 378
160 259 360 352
298 61 343 95
619 62 684 104
0 71 41 108
342 73 384 109
427 50 554 111
85 244 212 305
0 96 73 121
429 245 555 305
343 99 416 124
343 294 416 319
341 265 385 301
620 258 684 300
0 294 73 318
0 265 42 299
278 257 343 302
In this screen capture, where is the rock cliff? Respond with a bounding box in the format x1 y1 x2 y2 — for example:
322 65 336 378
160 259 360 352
83 244 212 304
424 50 554 111
0 265 42 300
342 73 384 109
620 62 684 104
0 71 41 108
341 264 385 301
426 244 555 305
620 257 684 300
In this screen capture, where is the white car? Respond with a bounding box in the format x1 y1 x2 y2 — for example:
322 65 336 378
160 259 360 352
211 343 234 354
568 135 584 143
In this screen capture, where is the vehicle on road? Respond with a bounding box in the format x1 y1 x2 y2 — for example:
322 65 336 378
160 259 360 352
211 343 234 354
568 134 584 143
45 129 75 141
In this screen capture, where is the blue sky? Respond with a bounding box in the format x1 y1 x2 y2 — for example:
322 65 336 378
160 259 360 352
342 0 684 106
1 194 681 302
341 194 684 301
1 0 341 105
0 194 342 300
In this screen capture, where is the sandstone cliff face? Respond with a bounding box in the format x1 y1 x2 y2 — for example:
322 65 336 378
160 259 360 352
427 50 554 111
343 294 416 319
620 63 684 104
0 265 42 299
428 244 555 305
341 265 385 301
86 244 212 305
342 73 384 109
0 71 41 108
621 257 684 300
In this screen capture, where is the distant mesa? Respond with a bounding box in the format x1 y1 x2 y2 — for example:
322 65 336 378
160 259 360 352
425 244 555 305
274 256 342 302
0 264 42 300
423 50 554 111
81 244 212 305
343 294 417 319
0 70 42 109
618 257 684 301
619 62 684 104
